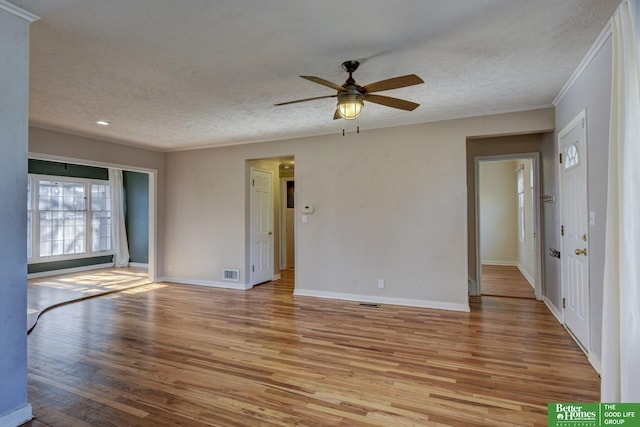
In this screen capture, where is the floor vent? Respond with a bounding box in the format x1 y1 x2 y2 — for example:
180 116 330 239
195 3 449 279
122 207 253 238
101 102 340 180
358 303 380 308
222 269 240 281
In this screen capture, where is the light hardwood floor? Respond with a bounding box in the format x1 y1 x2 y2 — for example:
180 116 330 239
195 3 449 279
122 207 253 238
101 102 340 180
27 268 150 332
25 269 598 426
481 265 536 299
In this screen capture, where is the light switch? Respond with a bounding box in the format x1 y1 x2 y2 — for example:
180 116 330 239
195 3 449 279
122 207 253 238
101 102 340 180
302 215 308 223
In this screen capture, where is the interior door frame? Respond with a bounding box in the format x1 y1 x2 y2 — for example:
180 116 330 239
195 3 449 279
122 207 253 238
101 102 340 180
473 152 543 299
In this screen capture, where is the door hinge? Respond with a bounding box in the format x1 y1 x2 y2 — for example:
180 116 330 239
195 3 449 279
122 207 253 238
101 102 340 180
559 153 563 164
562 297 566 309
252 265 255 272
561 225 564 236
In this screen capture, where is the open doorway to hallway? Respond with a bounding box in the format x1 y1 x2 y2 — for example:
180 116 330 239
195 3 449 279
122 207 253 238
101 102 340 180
478 158 538 299
246 156 295 291
466 134 549 302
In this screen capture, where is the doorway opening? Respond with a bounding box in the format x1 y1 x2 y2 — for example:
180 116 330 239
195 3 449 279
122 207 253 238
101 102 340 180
477 158 536 299
477 157 539 299
26 155 157 282
246 156 295 292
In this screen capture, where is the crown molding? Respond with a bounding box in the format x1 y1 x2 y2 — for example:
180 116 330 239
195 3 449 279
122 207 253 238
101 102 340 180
553 17 613 106
0 1 40 22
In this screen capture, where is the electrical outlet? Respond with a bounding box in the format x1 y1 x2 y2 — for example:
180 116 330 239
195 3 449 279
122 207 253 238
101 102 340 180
378 279 385 289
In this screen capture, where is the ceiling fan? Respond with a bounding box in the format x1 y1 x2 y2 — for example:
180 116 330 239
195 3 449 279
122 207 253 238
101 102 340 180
274 60 424 120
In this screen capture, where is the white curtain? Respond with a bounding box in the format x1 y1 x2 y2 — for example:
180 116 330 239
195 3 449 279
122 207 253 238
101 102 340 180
109 168 130 268
601 0 640 403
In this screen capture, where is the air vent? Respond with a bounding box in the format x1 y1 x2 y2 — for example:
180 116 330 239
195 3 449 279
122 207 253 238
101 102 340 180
222 269 239 281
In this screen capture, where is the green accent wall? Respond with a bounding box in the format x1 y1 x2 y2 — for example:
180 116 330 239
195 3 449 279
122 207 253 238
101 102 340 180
29 159 108 180
123 171 149 263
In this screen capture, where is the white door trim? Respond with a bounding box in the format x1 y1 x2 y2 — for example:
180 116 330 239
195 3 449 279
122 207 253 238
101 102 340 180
473 152 543 300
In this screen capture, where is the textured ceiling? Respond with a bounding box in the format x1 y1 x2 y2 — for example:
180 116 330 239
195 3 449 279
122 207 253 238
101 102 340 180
12 0 620 151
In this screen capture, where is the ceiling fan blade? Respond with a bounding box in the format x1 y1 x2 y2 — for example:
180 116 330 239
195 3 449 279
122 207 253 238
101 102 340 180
274 94 337 106
333 108 341 120
300 76 346 92
365 94 420 111
362 74 424 93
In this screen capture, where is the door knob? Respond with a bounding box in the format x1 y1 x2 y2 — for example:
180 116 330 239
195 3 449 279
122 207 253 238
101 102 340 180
575 248 587 256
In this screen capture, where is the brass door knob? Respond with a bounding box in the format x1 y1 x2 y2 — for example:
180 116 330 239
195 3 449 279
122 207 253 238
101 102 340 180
575 248 588 256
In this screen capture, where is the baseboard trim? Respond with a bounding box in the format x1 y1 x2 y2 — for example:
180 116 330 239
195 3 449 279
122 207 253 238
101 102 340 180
481 260 518 266
588 352 602 375
517 264 535 288
273 273 282 280
293 289 470 312
27 262 115 279
0 403 33 427
158 276 252 290
128 262 148 269
544 297 598 373
543 296 563 324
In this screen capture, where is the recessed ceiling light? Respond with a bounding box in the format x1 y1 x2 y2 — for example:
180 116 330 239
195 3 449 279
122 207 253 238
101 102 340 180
96 120 111 126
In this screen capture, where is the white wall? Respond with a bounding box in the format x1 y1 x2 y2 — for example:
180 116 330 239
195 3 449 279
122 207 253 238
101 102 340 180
479 161 518 264
553 33 613 362
163 109 554 311
0 5 33 426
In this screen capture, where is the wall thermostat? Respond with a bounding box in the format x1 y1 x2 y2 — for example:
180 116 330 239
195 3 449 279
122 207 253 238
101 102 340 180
302 205 314 214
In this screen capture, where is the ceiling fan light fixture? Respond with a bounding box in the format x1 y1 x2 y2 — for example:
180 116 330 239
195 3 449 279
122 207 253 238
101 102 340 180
337 93 363 120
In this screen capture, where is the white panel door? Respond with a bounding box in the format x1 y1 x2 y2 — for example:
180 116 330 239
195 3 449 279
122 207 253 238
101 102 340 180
250 168 274 286
559 112 590 349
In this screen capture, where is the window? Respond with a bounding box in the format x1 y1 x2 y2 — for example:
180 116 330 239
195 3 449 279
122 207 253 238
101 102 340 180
28 175 112 263
91 183 111 252
564 143 579 169
27 180 32 259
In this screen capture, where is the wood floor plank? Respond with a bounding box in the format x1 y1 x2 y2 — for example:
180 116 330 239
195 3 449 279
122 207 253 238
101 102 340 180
25 269 598 426
482 265 536 298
